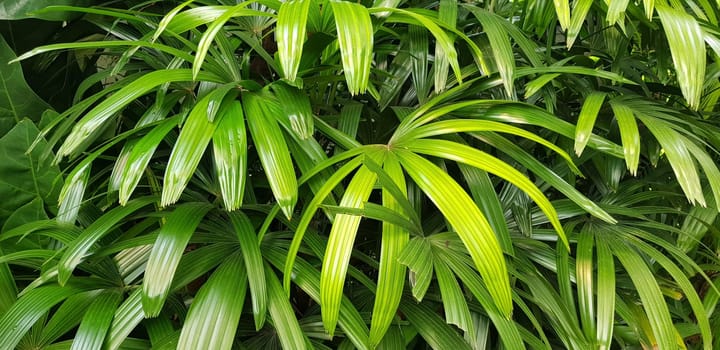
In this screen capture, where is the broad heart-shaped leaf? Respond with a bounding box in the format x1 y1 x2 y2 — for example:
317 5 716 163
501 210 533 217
0 0 90 20
71 290 122 350
331 0 374 95
213 100 247 211
0 35 51 137
142 202 213 317
656 5 705 110
0 119 61 227
321 165 378 335
276 0 311 81
177 253 247 350
395 149 513 317
242 91 298 219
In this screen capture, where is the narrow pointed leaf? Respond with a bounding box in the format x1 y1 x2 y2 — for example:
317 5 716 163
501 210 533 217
400 300 472 350
331 1 373 95
58 69 223 159
242 92 298 219
609 236 675 350
369 154 409 346
595 236 615 349
229 211 267 330
119 117 180 205
71 290 123 350
0 285 81 350
609 101 640 175
266 264 310 350
657 5 705 110
464 7 515 96
435 261 473 333
57 161 90 225
58 197 156 285
272 83 314 139
213 100 247 211
277 0 311 81
397 237 434 300
575 230 595 340
177 253 247 350
567 0 593 48
161 93 223 207
142 203 213 317
321 166 378 335
575 92 606 156
395 149 512 316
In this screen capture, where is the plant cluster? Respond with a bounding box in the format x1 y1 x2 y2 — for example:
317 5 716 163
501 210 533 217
0 0 719 349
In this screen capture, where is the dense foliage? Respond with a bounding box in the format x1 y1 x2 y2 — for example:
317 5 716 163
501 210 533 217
1 0 719 348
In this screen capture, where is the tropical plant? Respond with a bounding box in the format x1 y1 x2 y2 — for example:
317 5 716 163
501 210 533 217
0 0 719 349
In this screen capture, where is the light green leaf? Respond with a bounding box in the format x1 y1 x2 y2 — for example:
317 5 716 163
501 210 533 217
58 69 223 160
229 211 267 330
161 93 224 207
567 0 594 48
608 236 675 350
272 83 314 139
553 0 570 30
369 154 409 347
609 100 640 175
331 0 374 95
575 92 606 156
402 139 567 248
434 260 473 333
213 100 247 211
71 290 122 350
266 264 310 350
119 117 180 205
575 230 595 340
321 165 378 335
395 149 512 316
606 0 629 26
242 91 298 219
276 0 311 81
178 253 247 350
397 237 434 300
595 236 615 349
464 7 515 96
657 4 706 110
143 202 213 317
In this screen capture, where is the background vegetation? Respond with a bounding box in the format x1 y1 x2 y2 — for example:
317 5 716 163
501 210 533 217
0 0 719 349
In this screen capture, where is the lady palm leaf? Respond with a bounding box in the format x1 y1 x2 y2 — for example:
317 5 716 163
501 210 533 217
331 0 374 95
276 0 311 82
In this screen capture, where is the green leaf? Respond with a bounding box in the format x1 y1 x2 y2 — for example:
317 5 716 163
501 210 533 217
71 290 122 350
192 3 270 79
575 230 595 340
0 285 82 349
228 211 267 330
397 237 434 300
213 100 247 211
400 300 472 350
242 91 298 219
552 0 570 30
567 0 593 48
595 236 615 349
143 202 213 317
609 100 640 175
434 260 473 333
161 93 223 207
608 235 676 350
656 4 706 110
58 69 223 160
464 7 515 96
0 1 91 20
402 139 568 248
369 154 409 347
0 120 61 226
606 0 629 26
119 117 180 205
178 253 247 350
266 264 310 350
395 149 512 316
575 92 606 156
0 36 51 136
58 197 157 285
331 0 374 95
321 165 378 335
271 83 314 139
276 0 311 81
